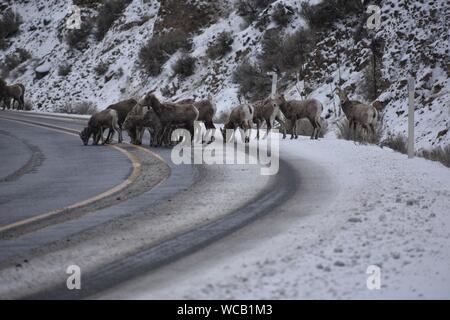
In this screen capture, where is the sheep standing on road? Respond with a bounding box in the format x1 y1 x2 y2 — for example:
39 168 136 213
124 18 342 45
221 104 254 143
252 96 287 140
123 108 163 147
106 99 138 143
335 87 379 138
277 93 324 140
139 93 199 144
177 97 217 144
79 109 121 146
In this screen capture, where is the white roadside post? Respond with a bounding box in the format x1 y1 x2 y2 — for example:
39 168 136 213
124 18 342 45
408 77 415 159
267 72 278 99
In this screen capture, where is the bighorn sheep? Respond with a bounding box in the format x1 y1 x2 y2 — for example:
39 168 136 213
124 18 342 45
220 104 254 143
252 96 287 140
106 99 138 142
0 79 25 110
123 103 147 144
139 93 199 144
79 109 121 146
335 87 378 137
177 97 217 143
277 93 324 140
123 108 163 147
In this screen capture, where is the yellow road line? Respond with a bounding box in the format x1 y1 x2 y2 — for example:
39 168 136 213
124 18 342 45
0 117 143 234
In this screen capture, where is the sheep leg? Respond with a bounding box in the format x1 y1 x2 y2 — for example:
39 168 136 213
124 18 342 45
204 121 216 144
290 118 296 140
370 124 376 136
275 116 287 139
263 119 272 140
310 119 317 140
255 119 261 140
100 127 106 145
116 124 123 144
315 120 322 140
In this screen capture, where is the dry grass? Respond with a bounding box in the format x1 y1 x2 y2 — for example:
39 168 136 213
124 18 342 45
57 101 97 115
420 146 450 168
336 118 383 145
380 133 408 154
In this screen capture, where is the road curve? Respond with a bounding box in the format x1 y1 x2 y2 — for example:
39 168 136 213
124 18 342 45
0 118 132 228
0 111 299 299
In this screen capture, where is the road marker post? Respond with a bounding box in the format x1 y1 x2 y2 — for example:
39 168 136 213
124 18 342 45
408 77 415 159
267 72 278 99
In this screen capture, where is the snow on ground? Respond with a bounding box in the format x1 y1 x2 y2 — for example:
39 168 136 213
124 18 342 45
105 136 450 299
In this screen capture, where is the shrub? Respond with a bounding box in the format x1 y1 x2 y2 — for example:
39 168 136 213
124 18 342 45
214 111 229 124
95 0 131 41
172 54 196 78
421 146 450 168
206 32 234 60
1 48 31 77
236 0 275 24
0 9 22 49
66 20 92 50
94 61 109 76
380 133 408 154
271 3 293 27
281 28 316 71
57 101 97 115
300 0 363 30
336 118 383 144
233 61 271 101
23 101 33 111
138 30 192 76
58 63 72 77
259 28 316 73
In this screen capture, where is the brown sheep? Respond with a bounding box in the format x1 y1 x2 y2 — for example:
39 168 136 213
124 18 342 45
277 94 324 140
335 87 378 137
139 93 199 144
106 99 138 141
0 79 25 110
221 104 254 143
177 98 217 143
79 109 121 146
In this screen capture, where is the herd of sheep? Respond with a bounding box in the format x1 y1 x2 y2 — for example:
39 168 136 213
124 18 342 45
0 77 380 147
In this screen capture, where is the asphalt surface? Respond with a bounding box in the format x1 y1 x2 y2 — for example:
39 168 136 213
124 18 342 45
0 111 296 299
0 118 131 226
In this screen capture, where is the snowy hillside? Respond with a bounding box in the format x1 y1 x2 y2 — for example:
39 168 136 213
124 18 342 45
1 0 449 148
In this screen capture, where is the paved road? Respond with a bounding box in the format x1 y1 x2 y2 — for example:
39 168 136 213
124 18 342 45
0 118 131 226
0 111 294 299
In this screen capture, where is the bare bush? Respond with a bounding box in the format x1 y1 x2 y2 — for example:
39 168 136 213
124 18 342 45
420 146 450 168
172 54 196 78
214 111 229 124
380 133 408 154
57 101 97 115
138 30 192 76
233 61 271 102
271 3 293 27
58 64 72 77
236 0 275 24
23 101 33 111
66 20 92 50
207 32 234 60
300 0 364 30
95 0 131 41
0 9 22 49
336 118 383 145
259 28 316 73
1 48 31 77
94 61 109 76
